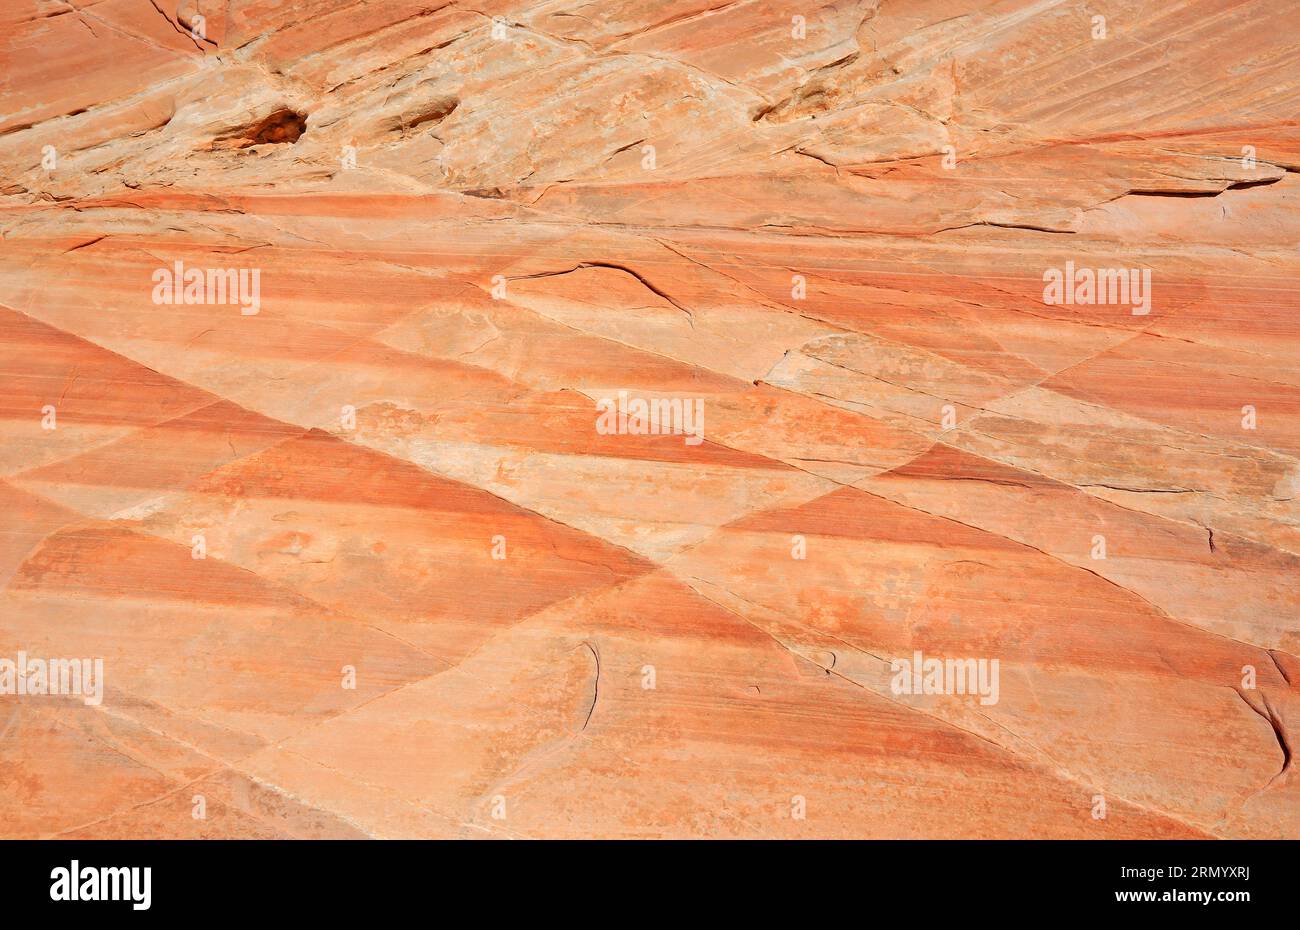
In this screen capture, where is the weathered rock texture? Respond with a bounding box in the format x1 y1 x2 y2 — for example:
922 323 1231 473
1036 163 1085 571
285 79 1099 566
1 0 1297 838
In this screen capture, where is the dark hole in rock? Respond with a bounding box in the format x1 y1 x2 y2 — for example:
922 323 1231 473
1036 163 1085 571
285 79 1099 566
403 96 459 131
248 108 307 145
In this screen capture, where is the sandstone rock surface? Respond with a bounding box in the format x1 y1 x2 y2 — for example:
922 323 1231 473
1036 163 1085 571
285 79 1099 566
0 0 1297 838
